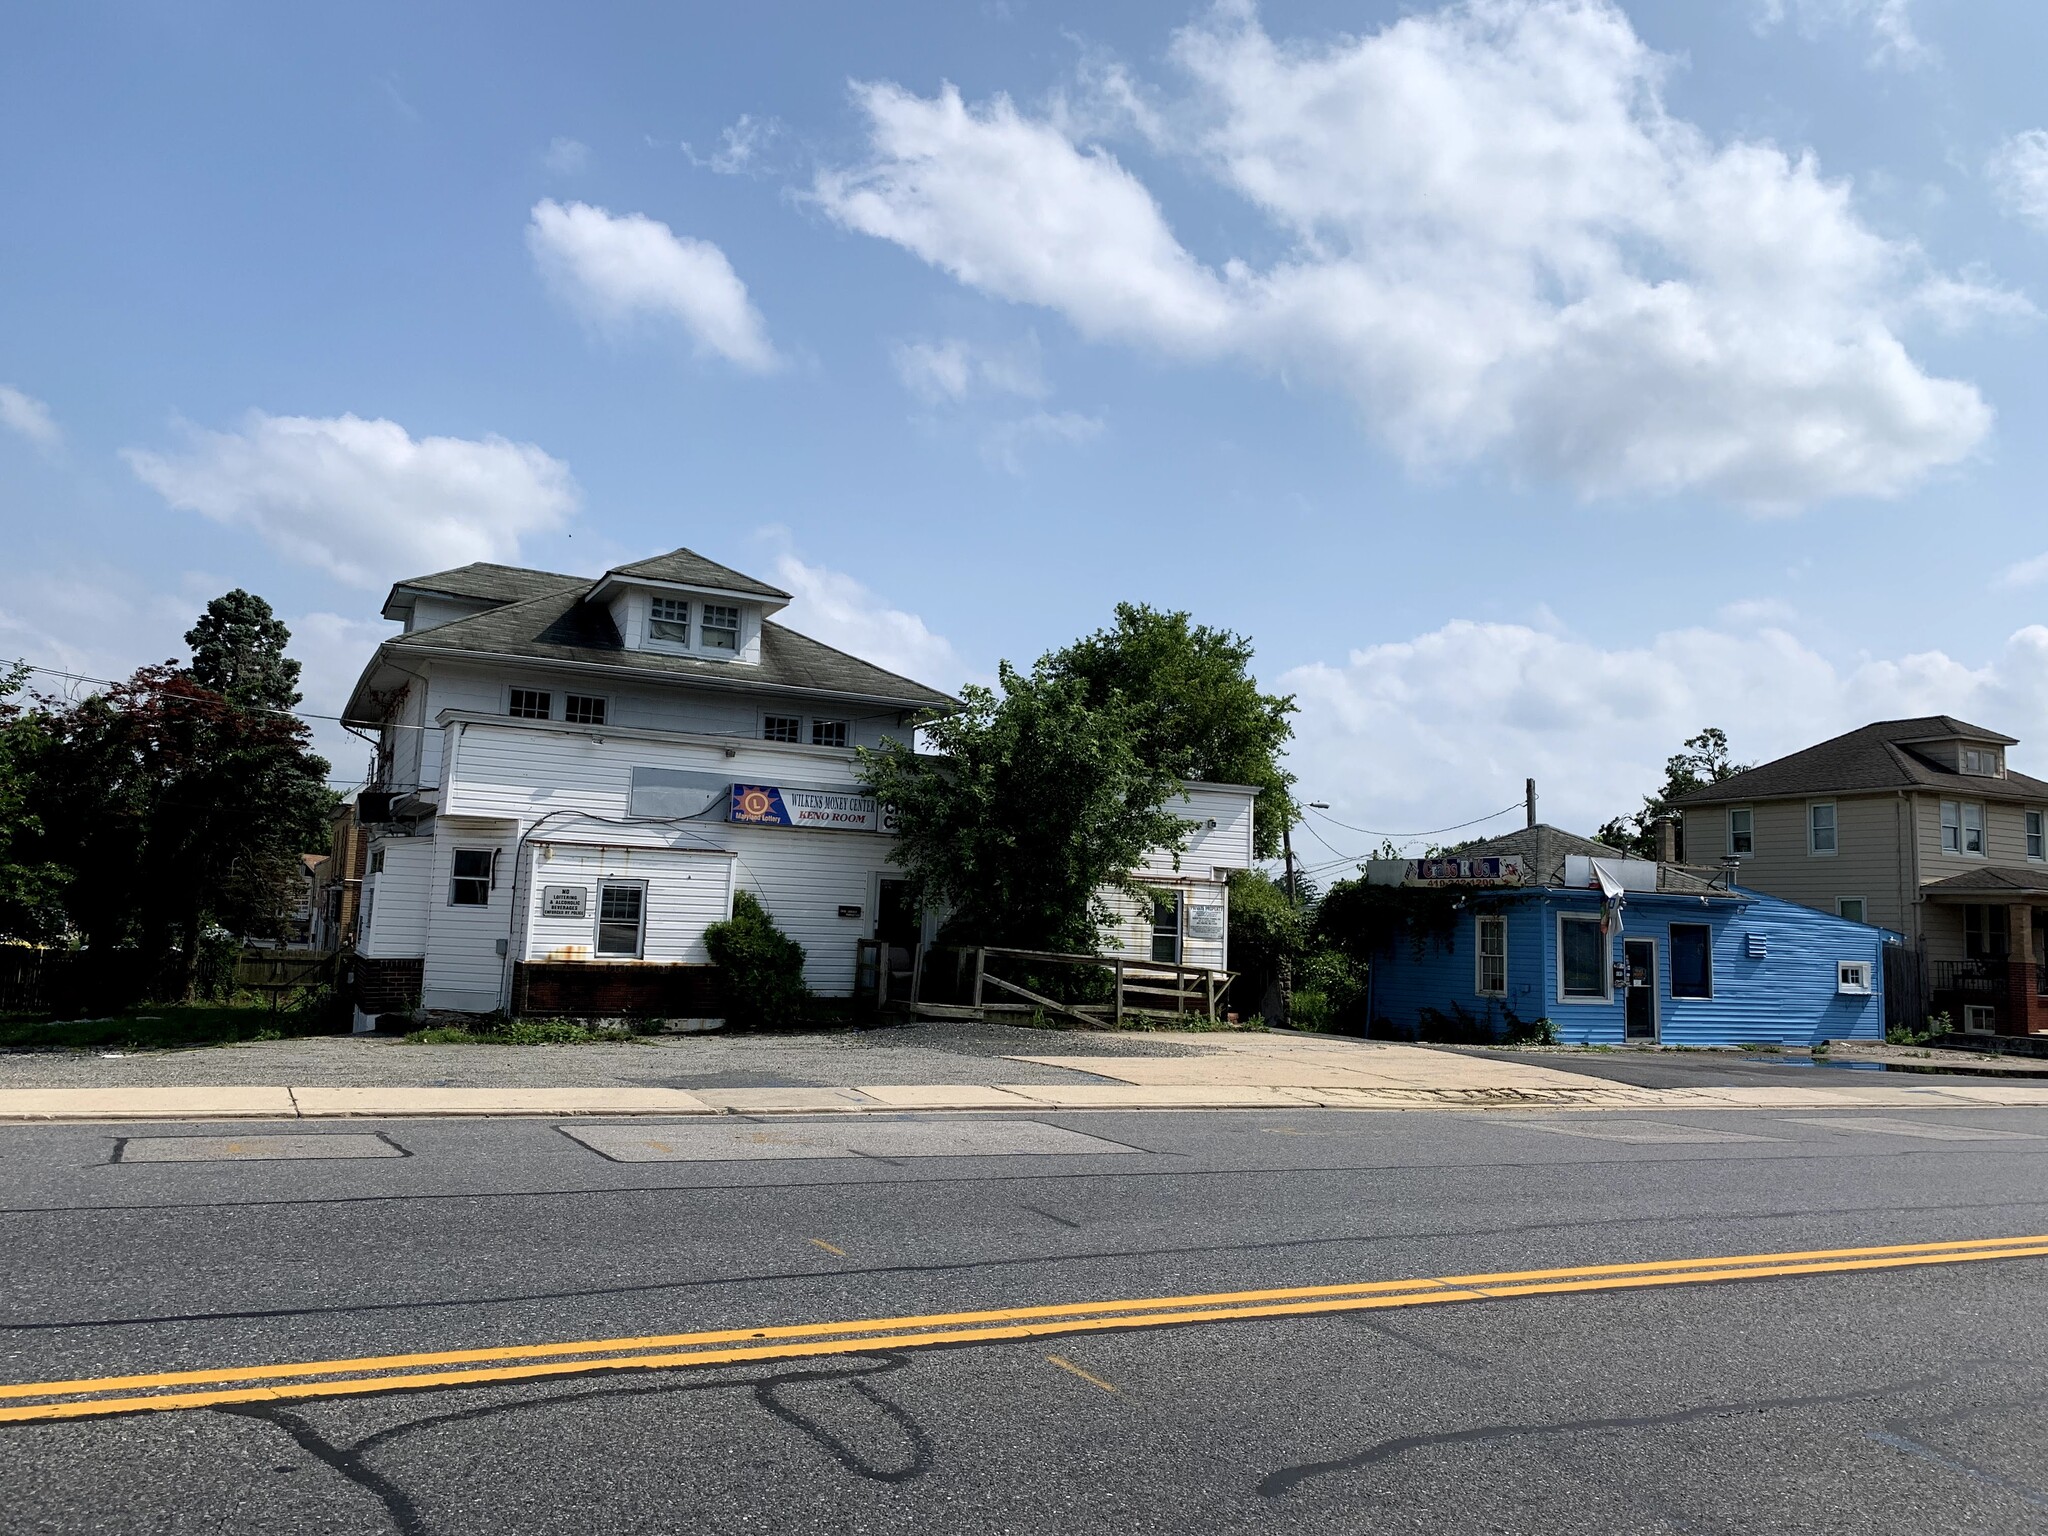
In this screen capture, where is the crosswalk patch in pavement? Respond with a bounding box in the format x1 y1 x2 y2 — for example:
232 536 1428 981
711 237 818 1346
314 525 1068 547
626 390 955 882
113 1133 407 1163
558 1120 1140 1162
1783 1117 2041 1142
1507 1119 1780 1144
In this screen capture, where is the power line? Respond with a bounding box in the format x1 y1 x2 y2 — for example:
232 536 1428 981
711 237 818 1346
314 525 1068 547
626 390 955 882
1304 799 1525 841
7 660 430 732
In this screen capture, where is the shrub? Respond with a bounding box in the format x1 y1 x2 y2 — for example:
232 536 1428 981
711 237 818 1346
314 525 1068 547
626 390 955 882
704 890 810 1030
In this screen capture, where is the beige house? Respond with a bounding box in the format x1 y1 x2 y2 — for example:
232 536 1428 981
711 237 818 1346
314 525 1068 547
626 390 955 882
1673 717 2048 1035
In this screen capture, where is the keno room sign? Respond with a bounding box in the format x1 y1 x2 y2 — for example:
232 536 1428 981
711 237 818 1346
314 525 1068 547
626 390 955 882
730 784 898 834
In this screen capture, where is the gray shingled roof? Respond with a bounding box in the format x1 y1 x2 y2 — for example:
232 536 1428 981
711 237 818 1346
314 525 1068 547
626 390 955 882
387 562 586 608
377 583 958 709
1920 866 2048 897
603 548 792 600
1673 718 2047 807
1459 823 1622 884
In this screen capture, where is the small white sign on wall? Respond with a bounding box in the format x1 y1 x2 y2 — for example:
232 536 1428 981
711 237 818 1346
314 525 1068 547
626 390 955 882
1186 904 1225 941
541 885 589 919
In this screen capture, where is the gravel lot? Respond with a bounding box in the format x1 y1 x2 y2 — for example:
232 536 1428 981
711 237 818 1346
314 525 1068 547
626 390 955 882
0 1018 1235 1090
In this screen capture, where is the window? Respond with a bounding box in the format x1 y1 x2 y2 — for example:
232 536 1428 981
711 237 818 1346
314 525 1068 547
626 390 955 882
811 719 849 749
762 715 802 744
700 603 740 652
1963 747 2001 776
596 882 645 958
1965 904 2010 960
1837 898 1866 924
369 847 385 874
1671 924 1713 999
1808 802 1837 855
2028 809 2044 861
650 597 690 642
564 694 607 726
508 688 551 720
1151 893 1182 964
360 888 374 931
1475 916 1507 997
450 849 493 907
1837 960 1872 995
1942 800 1986 856
1728 806 1753 857
1964 1004 1997 1034
1559 915 1607 1000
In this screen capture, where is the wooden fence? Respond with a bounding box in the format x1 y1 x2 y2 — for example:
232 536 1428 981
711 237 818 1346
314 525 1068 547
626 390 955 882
0 947 338 1016
905 944 1235 1027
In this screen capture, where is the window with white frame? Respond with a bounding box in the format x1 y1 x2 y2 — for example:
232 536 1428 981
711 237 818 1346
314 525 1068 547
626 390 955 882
369 847 385 875
762 714 802 744
563 694 607 726
699 604 740 652
811 719 849 749
1728 806 1753 857
1808 802 1837 856
507 688 551 720
1837 960 1872 995
1476 916 1507 997
649 597 690 643
1837 897 1866 924
1559 915 1607 1000
1964 1004 1997 1033
450 849 493 906
2028 809 2044 861
1963 747 2002 776
1942 800 1986 856
596 882 646 958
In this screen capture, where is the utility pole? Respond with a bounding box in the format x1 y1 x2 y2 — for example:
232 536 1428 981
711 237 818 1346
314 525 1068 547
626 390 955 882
1526 777 1537 830
1283 817 1297 904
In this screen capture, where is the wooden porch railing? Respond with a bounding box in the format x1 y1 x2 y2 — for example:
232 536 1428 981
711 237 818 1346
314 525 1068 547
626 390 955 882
904 944 1235 1027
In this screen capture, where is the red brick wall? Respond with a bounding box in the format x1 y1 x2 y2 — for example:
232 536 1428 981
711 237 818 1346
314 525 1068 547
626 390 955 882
512 963 722 1019
349 956 423 1013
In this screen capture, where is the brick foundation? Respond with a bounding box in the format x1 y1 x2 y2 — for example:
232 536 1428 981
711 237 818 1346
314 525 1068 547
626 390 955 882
347 956 424 1014
511 962 722 1019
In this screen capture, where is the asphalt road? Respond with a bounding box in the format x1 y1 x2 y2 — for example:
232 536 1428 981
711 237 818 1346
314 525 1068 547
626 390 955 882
8 1105 2048 1533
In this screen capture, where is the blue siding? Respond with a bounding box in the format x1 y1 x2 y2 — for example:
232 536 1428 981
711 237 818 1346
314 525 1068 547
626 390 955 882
1370 886 1886 1046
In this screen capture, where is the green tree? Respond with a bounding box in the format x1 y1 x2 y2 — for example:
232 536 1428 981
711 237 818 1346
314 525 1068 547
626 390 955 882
0 665 69 943
1041 603 1297 858
856 663 1188 953
1596 727 1748 859
185 589 303 710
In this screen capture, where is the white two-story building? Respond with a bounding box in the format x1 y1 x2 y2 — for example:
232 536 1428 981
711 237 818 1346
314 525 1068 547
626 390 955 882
340 547 1257 1021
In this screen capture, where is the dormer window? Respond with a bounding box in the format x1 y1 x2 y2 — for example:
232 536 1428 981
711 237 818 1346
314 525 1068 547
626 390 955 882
700 604 740 652
1963 747 2002 776
649 597 690 643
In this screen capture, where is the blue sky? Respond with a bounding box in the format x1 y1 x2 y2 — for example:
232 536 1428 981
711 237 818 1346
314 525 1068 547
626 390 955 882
4 0 2047 860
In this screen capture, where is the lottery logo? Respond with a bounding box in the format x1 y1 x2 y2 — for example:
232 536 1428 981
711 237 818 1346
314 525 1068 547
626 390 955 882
738 788 774 820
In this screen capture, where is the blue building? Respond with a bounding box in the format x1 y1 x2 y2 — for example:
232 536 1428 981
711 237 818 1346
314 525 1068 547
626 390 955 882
1366 825 1890 1046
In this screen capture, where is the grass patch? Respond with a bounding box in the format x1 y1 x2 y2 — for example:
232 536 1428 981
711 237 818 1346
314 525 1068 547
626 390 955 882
0 998 337 1051
403 1017 646 1045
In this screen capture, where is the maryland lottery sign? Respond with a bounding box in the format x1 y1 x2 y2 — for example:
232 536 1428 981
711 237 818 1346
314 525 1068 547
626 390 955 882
729 784 897 834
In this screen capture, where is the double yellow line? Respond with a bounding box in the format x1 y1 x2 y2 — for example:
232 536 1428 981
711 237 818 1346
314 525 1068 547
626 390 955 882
5 1232 2044 1424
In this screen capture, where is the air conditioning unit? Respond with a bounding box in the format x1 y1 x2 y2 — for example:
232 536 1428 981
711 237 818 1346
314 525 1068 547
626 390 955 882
357 790 395 823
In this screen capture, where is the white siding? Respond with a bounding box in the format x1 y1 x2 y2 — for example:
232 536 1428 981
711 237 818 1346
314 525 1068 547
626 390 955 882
1100 879 1231 971
1137 784 1259 878
522 842 735 964
420 819 521 1012
357 838 433 958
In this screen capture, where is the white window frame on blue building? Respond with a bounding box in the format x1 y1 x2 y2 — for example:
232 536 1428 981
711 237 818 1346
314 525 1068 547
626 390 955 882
1475 914 1507 997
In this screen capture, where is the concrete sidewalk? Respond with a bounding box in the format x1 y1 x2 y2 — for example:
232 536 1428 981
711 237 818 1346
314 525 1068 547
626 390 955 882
5 1031 2048 1120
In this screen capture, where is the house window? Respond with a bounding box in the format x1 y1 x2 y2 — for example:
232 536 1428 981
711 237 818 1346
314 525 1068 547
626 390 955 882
1475 916 1507 997
1728 806 1753 857
508 688 551 720
2028 809 2044 861
450 849 493 907
1963 747 2001 776
1837 898 1866 924
811 720 849 749
700 604 740 652
1965 904 2010 961
1559 915 1607 999
1837 961 1873 995
596 882 645 958
369 847 385 875
1808 802 1836 855
1671 924 1713 999
564 694 607 726
650 597 690 642
1151 893 1182 964
1942 800 1986 856
361 888 374 931
1964 1004 1997 1033
762 715 802 744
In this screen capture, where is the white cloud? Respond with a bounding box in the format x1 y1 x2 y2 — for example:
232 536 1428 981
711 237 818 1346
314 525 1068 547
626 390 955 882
891 336 1048 403
526 199 779 372
684 114 785 176
1280 617 2048 856
1752 0 1930 69
124 411 579 590
0 385 59 447
543 136 590 175
1989 130 2048 235
816 1 2003 508
766 544 971 692
1997 550 2048 590
980 409 1104 474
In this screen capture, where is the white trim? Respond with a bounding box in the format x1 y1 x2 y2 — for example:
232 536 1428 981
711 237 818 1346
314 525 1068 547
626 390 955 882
1727 804 1754 858
1556 911 1611 1005
2026 808 2045 862
1475 913 1507 998
759 709 806 745
1807 800 1838 857
595 878 649 960
561 690 610 728
1836 959 1873 995
504 683 555 721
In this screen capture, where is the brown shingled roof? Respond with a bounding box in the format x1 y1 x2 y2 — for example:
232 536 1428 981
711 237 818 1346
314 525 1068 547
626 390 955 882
1673 718 2047 807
